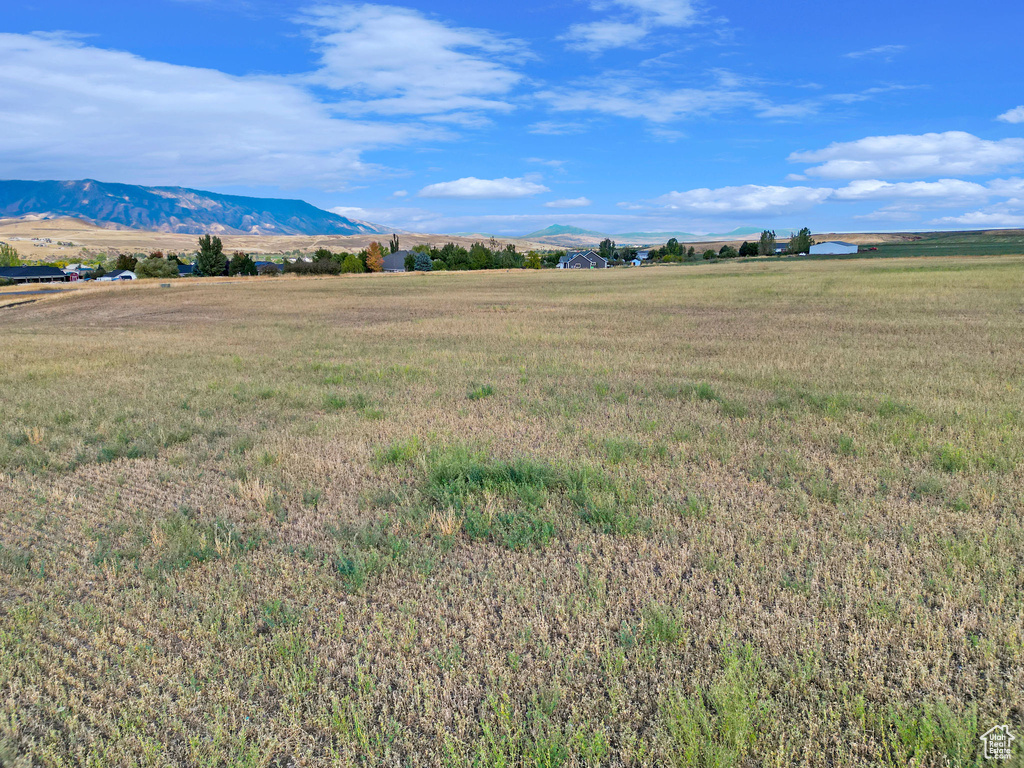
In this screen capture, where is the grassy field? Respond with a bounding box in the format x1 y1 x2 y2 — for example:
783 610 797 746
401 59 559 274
1 257 1022 767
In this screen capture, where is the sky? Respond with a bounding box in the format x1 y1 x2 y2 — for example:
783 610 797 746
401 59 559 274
2 0 1023 236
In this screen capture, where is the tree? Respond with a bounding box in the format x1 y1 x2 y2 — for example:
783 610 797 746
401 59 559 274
687 246 696 260
341 253 365 273
757 230 777 256
114 252 139 272
719 245 739 258
738 241 757 257
431 259 447 271
389 234 400 254
525 251 542 269
702 249 717 260
665 238 681 256
0 242 19 267
787 227 814 255
599 238 616 261
196 235 225 276
468 242 492 270
366 242 384 272
414 252 432 271
229 252 257 276
313 248 334 262
404 253 416 271
135 255 179 279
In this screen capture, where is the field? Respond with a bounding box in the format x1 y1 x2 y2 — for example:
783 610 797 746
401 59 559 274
1 257 1023 767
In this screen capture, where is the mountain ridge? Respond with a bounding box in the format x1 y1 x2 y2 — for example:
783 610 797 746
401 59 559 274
0 179 386 236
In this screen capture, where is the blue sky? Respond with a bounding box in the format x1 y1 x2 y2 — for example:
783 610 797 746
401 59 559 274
2 0 1023 235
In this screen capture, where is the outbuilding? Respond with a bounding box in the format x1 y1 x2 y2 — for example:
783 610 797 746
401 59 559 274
809 241 859 255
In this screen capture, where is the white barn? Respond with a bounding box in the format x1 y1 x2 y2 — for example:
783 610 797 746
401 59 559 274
809 241 859 255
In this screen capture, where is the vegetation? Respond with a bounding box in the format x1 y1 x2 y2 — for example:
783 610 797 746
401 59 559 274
1 256 1021 765
0 242 19 267
228 251 258 276
787 227 814 255
195 234 225 276
134 253 179 279
758 229 776 256
366 242 384 273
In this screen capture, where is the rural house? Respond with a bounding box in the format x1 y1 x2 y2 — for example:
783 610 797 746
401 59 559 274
383 251 410 272
557 250 609 269
96 269 136 281
0 266 72 284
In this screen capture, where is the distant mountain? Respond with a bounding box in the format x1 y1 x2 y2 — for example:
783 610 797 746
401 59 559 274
521 224 793 247
0 179 386 236
525 224 608 238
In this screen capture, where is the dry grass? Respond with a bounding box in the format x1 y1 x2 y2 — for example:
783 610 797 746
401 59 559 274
1 256 1023 766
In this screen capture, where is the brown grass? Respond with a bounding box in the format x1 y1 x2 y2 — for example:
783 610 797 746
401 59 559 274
1 256 1022 766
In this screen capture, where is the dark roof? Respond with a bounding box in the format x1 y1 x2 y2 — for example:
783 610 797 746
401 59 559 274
0 266 68 278
106 270 132 278
382 252 407 271
177 264 196 275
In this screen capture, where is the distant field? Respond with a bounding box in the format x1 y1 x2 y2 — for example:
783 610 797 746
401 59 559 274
856 231 1024 259
1 258 1022 766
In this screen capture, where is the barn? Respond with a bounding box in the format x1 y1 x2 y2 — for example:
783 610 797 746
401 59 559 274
809 241 859 255
0 266 72 284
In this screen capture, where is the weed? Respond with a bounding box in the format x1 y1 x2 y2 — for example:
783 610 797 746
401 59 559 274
468 383 495 401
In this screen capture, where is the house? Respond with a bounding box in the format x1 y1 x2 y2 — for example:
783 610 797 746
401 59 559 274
383 251 410 272
0 266 72 284
254 261 280 274
809 241 859 255
557 250 609 269
630 257 643 267
96 270 136 281
177 263 197 276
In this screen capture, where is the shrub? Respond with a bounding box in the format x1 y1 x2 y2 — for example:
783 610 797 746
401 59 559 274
702 249 717 260
134 256 179 279
341 254 365 273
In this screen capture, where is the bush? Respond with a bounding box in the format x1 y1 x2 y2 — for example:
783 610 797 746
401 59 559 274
702 249 717 260
341 254 365 273
134 256 178 279
257 262 280 275
284 259 340 275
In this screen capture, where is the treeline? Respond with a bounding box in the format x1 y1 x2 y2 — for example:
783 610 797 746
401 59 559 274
644 228 815 262
287 237 544 274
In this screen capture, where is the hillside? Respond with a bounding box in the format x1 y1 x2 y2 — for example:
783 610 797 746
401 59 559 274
0 179 386 236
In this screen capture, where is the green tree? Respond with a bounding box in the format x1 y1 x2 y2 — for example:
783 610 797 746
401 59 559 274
719 245 739 258
404 253 416 271
738 241 757 257
702 249 717 260
525 251 541 269
0 242 19 267
229 252 257 276
414 252 432 271
115 253 139 272
389 234 400 254
787 227 814 255
468 243 492 270
196 235 225 276
686 246 696 260
340 253 364 273
431 259 447 271
757 230 777 256
135 255 179 279
599 238 616 261
665 238 681 256
313 248 334 262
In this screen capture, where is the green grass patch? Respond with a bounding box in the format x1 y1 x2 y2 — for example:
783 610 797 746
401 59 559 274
467 383 495 401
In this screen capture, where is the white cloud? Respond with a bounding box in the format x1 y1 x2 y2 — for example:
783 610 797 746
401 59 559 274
391 190 408 198
997 106 1024 124
299 4 527 118
527 121 588 135
845 44 906 60
538 71 764 123
544 197 592 208
648 184 833 215
418 176 550 199
561 0 697 52
790 131 1024 180
833 178 989 204
0 32 438 187
933 210 1024 228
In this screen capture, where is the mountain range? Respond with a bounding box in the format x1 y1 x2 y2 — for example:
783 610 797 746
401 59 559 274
523 224 795 247
0 179 385 236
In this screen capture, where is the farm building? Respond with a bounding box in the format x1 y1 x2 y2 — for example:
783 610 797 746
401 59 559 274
810 241 859 255
0 266 72 284
557 250 609 269
177 264 197 276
